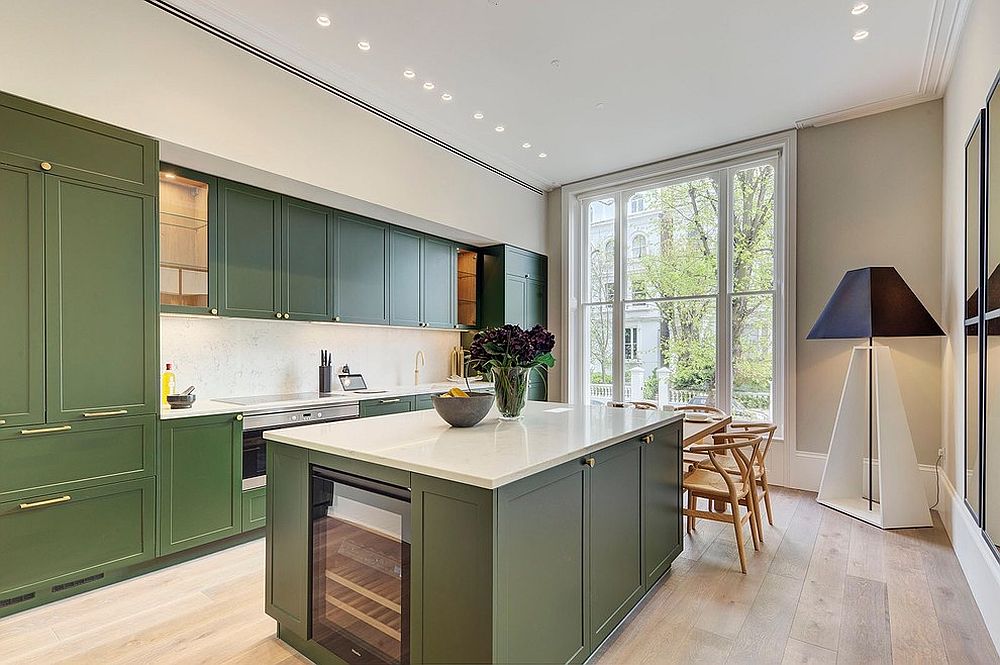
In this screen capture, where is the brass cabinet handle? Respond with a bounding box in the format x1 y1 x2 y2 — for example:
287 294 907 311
83 409 128 418
283 313 290 319
334 316 341 322
380 398 401 404
19 495 71 510
275 312 282 319
210 308 219 315
20 425 72 435
40 161 52 171
584 458 595 467
0 419 6 425
236 414 244 421
642 434 654 444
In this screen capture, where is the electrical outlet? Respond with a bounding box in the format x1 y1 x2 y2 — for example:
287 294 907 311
938 447 944 458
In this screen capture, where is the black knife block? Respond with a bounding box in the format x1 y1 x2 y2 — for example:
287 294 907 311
319 365 333 394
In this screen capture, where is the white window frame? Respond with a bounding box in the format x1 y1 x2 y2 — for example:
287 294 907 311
559 131 796 484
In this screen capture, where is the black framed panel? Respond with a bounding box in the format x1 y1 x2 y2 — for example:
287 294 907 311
985 71 1000 560
966 111 985 524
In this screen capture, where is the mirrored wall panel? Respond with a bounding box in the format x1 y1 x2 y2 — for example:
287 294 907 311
968 323 981 518
986 80 1000 556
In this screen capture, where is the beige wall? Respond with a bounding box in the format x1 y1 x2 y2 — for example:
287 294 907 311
0 0 546 252
797 101 944 464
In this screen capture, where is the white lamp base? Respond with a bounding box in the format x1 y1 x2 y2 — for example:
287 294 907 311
816 344 932 530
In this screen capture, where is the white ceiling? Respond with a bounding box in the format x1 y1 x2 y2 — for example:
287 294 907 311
166 0 968 191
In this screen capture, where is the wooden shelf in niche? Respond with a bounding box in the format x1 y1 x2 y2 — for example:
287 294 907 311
159 170 210 308
457 248 479 327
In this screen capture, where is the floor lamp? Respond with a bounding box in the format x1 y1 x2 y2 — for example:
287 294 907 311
807 267 944 529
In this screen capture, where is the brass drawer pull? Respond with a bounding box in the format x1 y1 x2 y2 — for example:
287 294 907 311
236 414 244 421
584 458 595 467
19 495 71 510
40 161 52 171
20 425 72 435
380 398 401 404
642 434 654 444
83 409 128 418
0 419 5 425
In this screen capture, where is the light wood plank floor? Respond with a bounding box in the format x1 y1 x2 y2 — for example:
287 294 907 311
0 488 995 664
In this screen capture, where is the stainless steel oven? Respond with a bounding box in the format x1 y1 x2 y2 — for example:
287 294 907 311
240 402 360 491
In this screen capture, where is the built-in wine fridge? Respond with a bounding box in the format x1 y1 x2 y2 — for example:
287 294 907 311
310 467 411 665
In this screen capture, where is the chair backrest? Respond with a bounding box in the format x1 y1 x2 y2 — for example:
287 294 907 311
675 404 728 418
608 401 659 411
728 422 777 468
689 433 763 493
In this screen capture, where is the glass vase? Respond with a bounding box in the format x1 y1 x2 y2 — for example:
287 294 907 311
493 366 531 420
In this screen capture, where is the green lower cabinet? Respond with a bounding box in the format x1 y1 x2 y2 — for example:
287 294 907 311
242 487 266 532
415 394 435 411
642 425 683 587
360 395 416 418
265 442 310 637
158 414 243 556
0 477 155 609
589 439 643 647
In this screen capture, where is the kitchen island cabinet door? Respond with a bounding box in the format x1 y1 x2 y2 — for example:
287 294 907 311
496 459 589 665
421 237 456 329
265 443 310 638
218 180 282 320
642 424 683 587
282 197 333 321
334 212 389 325
589 439 643 647
158 414 242 556
44 177 157 422
389 227 422 327
0 163 44 429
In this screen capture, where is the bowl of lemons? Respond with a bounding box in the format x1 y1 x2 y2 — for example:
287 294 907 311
432 387 495 427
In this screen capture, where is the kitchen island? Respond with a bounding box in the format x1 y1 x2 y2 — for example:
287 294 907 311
264 402 684 665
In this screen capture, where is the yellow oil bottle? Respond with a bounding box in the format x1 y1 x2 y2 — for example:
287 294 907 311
161 363 176 405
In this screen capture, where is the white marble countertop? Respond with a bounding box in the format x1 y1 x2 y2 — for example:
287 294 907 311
159 380 493 420
264 402 683 489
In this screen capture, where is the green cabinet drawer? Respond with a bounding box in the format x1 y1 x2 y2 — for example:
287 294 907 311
218 180 282 319
242 487 267 532
589 439 643 646
0 163 45 429
641 424 683 587
360 395 416 418
415 393 436 411
505 247 546 282
45 177 158 422
158 414 243 556
0 415 155 501
0 92 158 195
0 477 155 602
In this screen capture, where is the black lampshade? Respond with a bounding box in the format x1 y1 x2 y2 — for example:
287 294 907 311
807 267 944 339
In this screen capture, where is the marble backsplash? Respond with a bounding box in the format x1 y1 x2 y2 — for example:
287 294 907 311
160 315 462 399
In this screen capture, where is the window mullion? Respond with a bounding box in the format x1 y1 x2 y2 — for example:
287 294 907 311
718 169 733 413
612 192 626 402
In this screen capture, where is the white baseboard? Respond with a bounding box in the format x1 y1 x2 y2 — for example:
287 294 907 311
937 472 1000 652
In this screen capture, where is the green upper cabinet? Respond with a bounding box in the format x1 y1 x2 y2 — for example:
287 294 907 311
503 274 527 327
45 176 157 422
218 180 282 320
389 228 423 327
0 164 44 429
159 165 219 316
282 197 334 321
334 212 389 325
158 413 243 556
422 237 457 328
0 93 157 195
482 245 548 330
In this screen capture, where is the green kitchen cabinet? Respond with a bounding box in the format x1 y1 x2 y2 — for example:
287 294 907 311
589 439 643 646
389 227 423 327
242 487 267 532
0 163 44 429
218 180 283 320
0 477 156 608
266 443 310 637
0 415 155 502
282 197 334 321
334 212 389 325
422 236 457 328
158 413 243 556
45 176 158 422
360 395 416 418
415 393 436 411
642 425 683 587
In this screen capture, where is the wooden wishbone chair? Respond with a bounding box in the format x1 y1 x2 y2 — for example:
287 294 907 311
683 432 763 574
693 422 777 542
675 404 729 468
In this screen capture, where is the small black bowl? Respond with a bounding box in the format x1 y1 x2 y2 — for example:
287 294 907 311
166 394 197 409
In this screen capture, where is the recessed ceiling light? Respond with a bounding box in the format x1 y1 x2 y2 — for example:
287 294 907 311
441 93 453 101
357 40 371 51
595 102 605 110
316 15 331 27
423 81 435 90
851 2 869 15
494 125 505 132
852 29 869 41
403 69 415 79
538 153 547 158
522 142 532 149
473 112 484 120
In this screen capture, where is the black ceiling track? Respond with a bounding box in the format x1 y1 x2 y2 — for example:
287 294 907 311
143 0 544 196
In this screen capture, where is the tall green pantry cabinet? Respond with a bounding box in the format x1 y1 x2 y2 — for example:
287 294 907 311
0 92 159 616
